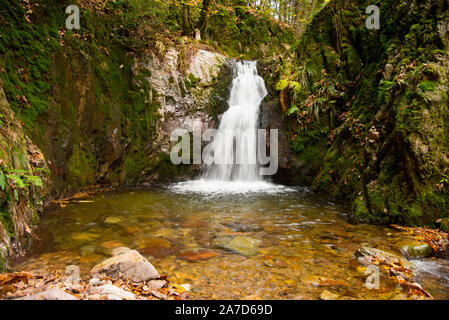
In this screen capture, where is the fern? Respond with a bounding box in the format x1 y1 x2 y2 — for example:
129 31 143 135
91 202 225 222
275 79 289 91
24 175 43 188
6 174 26 188
287 105 299 116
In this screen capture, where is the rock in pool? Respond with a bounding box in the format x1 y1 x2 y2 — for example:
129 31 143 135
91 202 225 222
90 247 160 282
397 240 432 258
221 236 262 256
177 250 221 262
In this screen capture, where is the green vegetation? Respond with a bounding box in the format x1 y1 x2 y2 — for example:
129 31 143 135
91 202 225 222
277 0 449 226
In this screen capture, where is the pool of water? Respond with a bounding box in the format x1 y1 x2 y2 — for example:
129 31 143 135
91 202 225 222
14 185 449 299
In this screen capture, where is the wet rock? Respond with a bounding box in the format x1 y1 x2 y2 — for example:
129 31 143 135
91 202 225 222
318 279 348 288
259 97 295 182
79 253 104 265
96 283 136 300
104 216 122 224
222 236 262 256
79 245 96 256
177 250 221 262
221 222 262 232
355 246 417 273
300 275 321 287
17 288 77 300
314 231 339 240
397 240 432 258
180 216 208 228
320 290 339 300
124 226 142 234
90 248 160 282
72 232 100 242
100 240 126 254
263 258 288 268
139 238 180 258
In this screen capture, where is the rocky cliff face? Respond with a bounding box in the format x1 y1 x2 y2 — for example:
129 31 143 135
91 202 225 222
133 44 232 180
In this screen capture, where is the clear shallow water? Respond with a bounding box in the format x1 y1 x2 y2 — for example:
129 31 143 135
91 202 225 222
14 186 449 299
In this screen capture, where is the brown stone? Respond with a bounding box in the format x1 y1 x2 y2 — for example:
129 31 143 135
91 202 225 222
177 250 221 262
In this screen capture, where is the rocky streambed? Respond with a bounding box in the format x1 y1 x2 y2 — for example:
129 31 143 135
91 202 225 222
2 187 449 300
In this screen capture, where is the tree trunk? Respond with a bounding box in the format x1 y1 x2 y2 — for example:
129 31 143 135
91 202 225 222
182 4 192 36
196 0 211 32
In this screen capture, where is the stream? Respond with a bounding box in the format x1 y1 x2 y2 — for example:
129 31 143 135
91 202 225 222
12 60 449 300
13 185 449 299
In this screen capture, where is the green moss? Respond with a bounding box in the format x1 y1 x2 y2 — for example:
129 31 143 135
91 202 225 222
418 80 437 92
0 255 7 272
124 152 147 184
280 0 449 226
67 146 96 188
441 218 449 233
0 209 14 237
352 196 370 223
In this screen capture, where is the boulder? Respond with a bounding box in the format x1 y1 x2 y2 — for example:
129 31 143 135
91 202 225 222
90 248 160 282
355 246 417 272
18 288 77 300
397 240 433 258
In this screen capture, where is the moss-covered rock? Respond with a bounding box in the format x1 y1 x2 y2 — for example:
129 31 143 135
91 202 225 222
280 0 449 226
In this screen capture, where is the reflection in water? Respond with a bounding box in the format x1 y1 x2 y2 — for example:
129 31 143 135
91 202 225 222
14 187 449 299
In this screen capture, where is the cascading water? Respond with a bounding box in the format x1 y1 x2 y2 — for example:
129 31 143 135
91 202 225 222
202 61 267 181
170 60 294 194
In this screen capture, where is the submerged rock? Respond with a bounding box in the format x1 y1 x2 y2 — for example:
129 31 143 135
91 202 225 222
72 232 100 242
17 288 77 300
139 238 180 258
320 290 339 300
90 247 160 282
355 246 418 276
222 236 262 256
397 240 432 258
104 216 122 224
220 222 263 232
177 250 221 262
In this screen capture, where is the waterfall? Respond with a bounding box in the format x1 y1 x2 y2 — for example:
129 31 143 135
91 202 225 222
170 60 293 194
202 60 267 181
